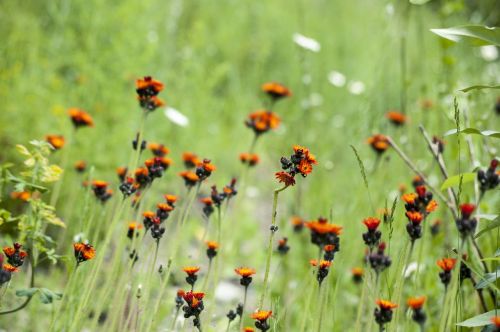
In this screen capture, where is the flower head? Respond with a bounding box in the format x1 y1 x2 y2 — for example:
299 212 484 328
366 134 389 154
183 266 200 276
407 296 426 310
385 111 406 126
245 110 281 135
235 267 256 278
69 108 94 128
363 217 381 231
460 203 475 219
195 159 216 181
3 243 27 268
251 310 272 331
376 299 398 310
73 242 96 264
276 145 317 187
180 171 199 187
10 191 31 201
182 152 201 169
46 135 65 150
127 222 143 239
206 241 219 260
136 76 165 112
352 267 364 284
74 160 87 173
240 153 260 167
148 143 170 157
437 258 456 272
261 82 291 100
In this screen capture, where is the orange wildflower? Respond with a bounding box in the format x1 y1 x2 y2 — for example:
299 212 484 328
235 267 256 278
366 134 389 154
437 258 456 272
46 135 65 150
10 191 30 201
261 82 291 99
385 111 407 126
245 110 281 135
73 242 96 264
376 299 398 310
407 296 426 310
68 108 94 128
363 217 381 230
183 266 200 276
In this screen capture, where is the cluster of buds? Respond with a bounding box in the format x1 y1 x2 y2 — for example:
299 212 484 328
183 266 200 290
245 110 281 135
368 242 392 275
456 203 477 238
136 76 165 112
362 217 381 250
310 259 332 285
210 179 238 208
0 254 13 285
407 296 427 327
374 299 398 330
251 310 272 332
91 180 113 203
180 159 216 188
276 145 317 187
69 108 94 128
132 132 147 152
277 237 290 255
459 254 472 282
2 243 28 272
73 242 96 266
239 153 259 167
148 142 169 157
402 185 437 241
437 258 456 288
181 291 205 331
235 267 256 288
477 159 499 194
127 222 143 239
305 217 342 253
142 195 177 241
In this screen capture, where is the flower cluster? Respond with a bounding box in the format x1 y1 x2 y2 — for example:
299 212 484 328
276 145 317 186
180 158 216 188
407 296 427 326
368 242 391 275
73 242 96 266
235 267 256 287
374 299 397 330
437 258 456 288
91 180 113 203
362 217 381 249
206 241 219 260
477 159 499 194
251 310 272 332
245 110 281 135
136 76 165 112
456 203 477 238
310 259 332 285
141 196 177 241
69 108 94 128
305 217 342 252
367 134 389 154
240 153 260 167
402 185 437 241
181 291 205 331
2 243 27 272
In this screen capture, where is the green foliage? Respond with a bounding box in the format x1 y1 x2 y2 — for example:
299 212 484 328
440 172 476 191
16 287 63 304
430 25 500 46
475 215 500 239
456 310 498 327
444 128 500 139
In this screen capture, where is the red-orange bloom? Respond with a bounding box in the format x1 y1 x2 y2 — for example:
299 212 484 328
183 266 200 276
460 203 475 218
136 76 164 95
235 267 256 277
206 241 219 250
246 110 281 134
305 219 343 235
74 160 87 173
69 108 94 128
491 316 500 327
324 244 335 252
46 135 65 150
179 171 199 186
73 242 96 263
405 211 423 224
3 264 18 272
376 299 398 310
251 310 272 321
407 296 426 310
367 134 389 154
261 82 291 99
309 260 332 269
157 203 174 212
385 111 407 126
243 328 255 332
10 191 31 201
148 143 170 157
402 193 417 204
275 171 296 186
240 153 260 166
352 267 364 277
182 152 201 168
164 194 178 205
437 258 456 272
425 200 438 213
363 217 381 230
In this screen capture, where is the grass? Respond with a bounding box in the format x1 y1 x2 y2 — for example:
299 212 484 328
0 0 499 331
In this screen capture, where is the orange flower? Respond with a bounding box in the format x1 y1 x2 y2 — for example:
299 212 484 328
324 244 335 252
3 264 18 272
148 143 170 157
74 160 87 173
240 153 259 166
243 328 255 332
405 211 423 224
116 166 128 181
10 191 30 201
200 197 213 205
305 219 343 235
402 193 417 204
309 260 331 269
46 135 65 150
179 171 199 187
235 267 256 278
366 134 389 154
251 310 272 321
275 171 296 186
164 194 178 205
92 180 108 189
68 108 94 128
385 111 407 126
261 82 291 99
136 76 164 95
206 241 219 250
437 258 456 272
460 203 475 218
407 296 426 310
73 242 96 263
491 316 500 327
245 110 281 135
426 200 438 213
183 266 200 276
182 152 201 168
127 222 143 239
291 216 304 230
376 299 398 310
352 267 364 277
363 217 381 230
157 203 174 212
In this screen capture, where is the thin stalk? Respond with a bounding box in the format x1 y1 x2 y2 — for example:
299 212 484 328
201 259 213 292
170 307 181 331
258 185 288 309
238 286 249 330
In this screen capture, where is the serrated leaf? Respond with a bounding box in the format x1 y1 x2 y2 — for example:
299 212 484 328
431 25 500 46
475 215 500 239
459 84 500 93
475 269 500 289
444 128 500 139
440 173 476 191
457 310 497 327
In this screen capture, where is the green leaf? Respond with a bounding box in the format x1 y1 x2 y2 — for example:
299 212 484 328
430 25 500 46
459 84 500 93
475 268 500 289
475 215 500 239
444 128 500 139
456 310 497 327
38 288 63 304
440 173 476 191
16 288 38 298
476 214 498 221
409 0 431 4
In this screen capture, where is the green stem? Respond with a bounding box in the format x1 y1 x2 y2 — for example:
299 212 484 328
258 186 287 309
238 286 249 331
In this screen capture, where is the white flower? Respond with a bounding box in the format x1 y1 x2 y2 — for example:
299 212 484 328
404 262 420 278
480 45 498 61
164 107 189 127
293 33 321 52
348 81 365 95
328 71 346 87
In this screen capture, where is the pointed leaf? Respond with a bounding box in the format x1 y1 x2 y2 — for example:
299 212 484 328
431 26 500 46
444 128 500 139
456 310 497 327
440 173 476 191
459 84 500 93
475 215 500 239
